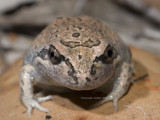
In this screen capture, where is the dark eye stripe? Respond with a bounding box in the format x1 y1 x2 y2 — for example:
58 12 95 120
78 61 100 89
90 64 96 75
65 58 78 85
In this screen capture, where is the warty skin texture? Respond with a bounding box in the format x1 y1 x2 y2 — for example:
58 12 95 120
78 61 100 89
20 16 133 115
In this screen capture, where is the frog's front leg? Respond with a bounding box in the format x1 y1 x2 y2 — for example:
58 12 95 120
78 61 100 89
20 64 53 116
93 62 133 110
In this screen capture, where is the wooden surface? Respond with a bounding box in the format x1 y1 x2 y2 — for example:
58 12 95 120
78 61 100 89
0 47 160 120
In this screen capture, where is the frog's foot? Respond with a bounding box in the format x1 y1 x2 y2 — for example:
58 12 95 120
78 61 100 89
90 62 132 110
103 95 119 110
37 95 53 102
23 95 53 116
20 65 54 116
90 94 119 110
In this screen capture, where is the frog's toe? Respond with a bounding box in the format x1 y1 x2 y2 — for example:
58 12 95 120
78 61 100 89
26 99 50 116
37 95 53 102
89 96 111 108
113 98 118 111
104 95 118 110
89 95 119 110
32 101 50 113
27 106 33 116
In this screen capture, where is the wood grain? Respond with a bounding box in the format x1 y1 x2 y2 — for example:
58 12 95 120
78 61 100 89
0 47 160 120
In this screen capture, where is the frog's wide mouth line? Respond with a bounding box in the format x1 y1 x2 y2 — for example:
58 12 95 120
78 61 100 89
58 74 114 91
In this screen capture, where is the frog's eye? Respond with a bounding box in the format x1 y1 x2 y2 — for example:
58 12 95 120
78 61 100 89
48 45 64 64
102 45 114 63
95 44 117 64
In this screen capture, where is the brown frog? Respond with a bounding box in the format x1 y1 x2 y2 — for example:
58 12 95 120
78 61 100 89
20 16 133 115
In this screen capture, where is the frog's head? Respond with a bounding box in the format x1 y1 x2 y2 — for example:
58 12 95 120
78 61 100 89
33 16 121 90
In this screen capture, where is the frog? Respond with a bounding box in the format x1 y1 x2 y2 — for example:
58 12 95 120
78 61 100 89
20 16 133 115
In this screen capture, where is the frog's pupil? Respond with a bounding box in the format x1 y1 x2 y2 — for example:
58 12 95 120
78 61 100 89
50 52 54 58
108 50 113 57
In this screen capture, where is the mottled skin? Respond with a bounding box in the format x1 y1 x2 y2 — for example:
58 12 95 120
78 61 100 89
20 16 133 115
